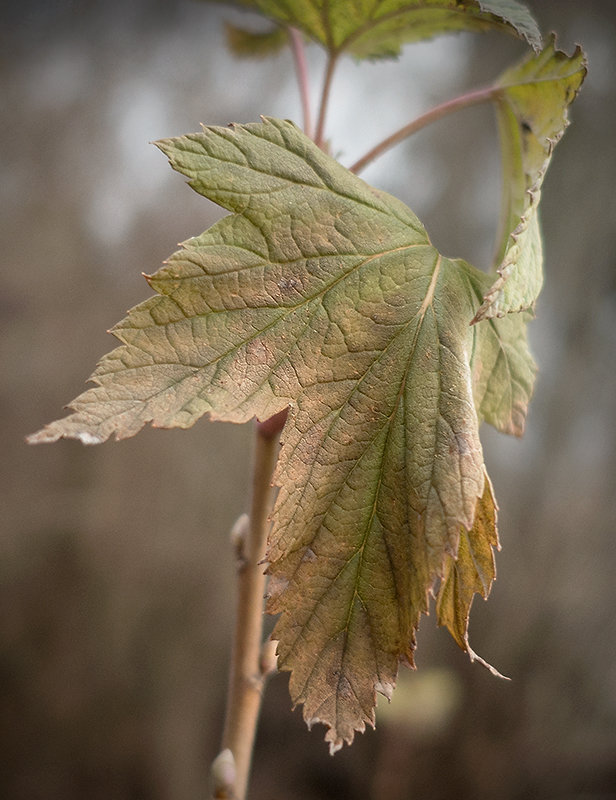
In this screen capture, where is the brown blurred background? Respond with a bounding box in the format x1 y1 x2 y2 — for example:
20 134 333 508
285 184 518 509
2 1 616 798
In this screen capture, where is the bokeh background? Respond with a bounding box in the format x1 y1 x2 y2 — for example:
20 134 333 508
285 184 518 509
2 1 616 798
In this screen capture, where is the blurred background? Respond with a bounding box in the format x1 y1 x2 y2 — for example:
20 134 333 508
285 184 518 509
2 1 616 797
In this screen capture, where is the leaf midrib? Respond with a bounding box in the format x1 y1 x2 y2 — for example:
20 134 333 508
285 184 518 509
280 257 445 692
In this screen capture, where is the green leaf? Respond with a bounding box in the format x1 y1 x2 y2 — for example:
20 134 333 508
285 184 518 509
211 0 541 59
28 118 535 749
472 37 587 323
468 271 536 436
224 22 289 58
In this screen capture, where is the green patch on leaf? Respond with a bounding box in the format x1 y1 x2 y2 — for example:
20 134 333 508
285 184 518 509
468 273 536 436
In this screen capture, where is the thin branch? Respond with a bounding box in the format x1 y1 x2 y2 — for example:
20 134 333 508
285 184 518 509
288 27 312 139
314 53 339 150
349 85 501 175
213 408 287 800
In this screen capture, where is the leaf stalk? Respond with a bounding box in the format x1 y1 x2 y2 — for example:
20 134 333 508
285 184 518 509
288 27 313 139
314 53 339 149
349 85 500 174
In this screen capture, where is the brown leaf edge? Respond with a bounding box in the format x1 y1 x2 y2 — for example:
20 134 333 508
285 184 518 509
436 470 508 678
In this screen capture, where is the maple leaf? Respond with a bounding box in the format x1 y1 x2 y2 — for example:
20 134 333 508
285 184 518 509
28 111 537 749
472 36 587 322
209 0 542 58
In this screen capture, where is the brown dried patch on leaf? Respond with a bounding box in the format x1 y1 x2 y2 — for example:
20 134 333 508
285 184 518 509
436 471 504 676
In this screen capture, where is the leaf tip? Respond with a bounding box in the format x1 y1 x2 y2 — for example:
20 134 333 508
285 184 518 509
25 429 55 446
323 718 369 756
375 680 394 702
327 739 344 757
152 137 173 157
466 644 510 681
26 426 104 447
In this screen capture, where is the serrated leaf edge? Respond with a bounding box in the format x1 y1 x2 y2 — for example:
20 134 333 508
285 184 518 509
471 38 587 324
